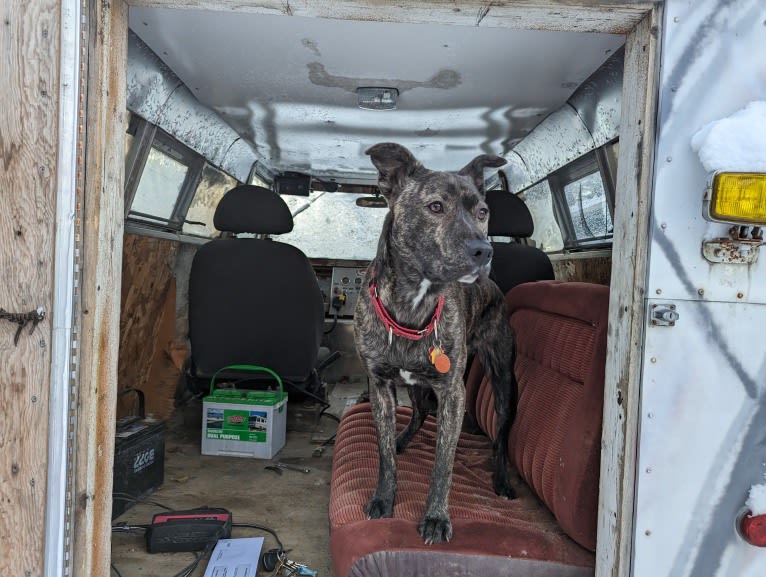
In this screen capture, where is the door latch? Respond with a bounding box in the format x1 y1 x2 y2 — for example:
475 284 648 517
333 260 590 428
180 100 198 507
649 304 678 327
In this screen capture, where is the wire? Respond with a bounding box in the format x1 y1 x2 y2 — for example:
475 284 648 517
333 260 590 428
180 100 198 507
111 562 125 577
232 522 284 552
172 545 212 577
323 312 338 334
111 522 150 533
112 492 174 511
171 523 229 577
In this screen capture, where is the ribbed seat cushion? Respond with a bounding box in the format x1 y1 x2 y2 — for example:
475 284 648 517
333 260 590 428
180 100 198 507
329 403 596 577
471 281 609 551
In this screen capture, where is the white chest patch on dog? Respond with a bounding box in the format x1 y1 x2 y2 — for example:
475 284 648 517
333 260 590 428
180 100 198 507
399 369 418 386
411 278 432 309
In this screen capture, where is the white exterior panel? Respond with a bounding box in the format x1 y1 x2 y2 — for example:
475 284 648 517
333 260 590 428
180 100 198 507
634 1 766 576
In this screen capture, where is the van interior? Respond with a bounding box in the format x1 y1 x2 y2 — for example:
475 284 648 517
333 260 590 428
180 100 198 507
111 5 629 576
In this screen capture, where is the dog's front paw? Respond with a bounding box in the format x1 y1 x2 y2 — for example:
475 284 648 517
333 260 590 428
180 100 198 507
365 495 393 519
418 515 453 544
493 472 517 500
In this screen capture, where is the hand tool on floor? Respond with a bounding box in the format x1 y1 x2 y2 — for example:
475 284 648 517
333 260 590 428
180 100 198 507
264 461 311 475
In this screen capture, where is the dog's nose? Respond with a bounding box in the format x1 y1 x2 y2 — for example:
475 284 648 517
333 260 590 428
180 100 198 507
465 239 493 268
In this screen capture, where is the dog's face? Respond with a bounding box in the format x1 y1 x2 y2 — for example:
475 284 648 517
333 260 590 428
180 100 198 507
366 143 507 285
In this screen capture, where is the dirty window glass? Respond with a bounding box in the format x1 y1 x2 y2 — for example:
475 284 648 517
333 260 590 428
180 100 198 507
521 181 564 253
183 164 238 237
130 146 188 224
278 192 387 260
249 172 269 188
563 171 613 242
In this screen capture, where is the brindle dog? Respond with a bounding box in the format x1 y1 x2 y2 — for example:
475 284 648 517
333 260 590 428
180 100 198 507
353 142 518 545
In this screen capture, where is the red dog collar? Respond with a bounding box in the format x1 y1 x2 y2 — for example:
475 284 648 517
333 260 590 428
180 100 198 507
368 279 445 341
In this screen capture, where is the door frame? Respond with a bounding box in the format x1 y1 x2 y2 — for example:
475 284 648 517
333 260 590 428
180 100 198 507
74 2 661 576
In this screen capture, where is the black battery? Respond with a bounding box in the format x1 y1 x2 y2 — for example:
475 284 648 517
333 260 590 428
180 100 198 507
112 388 166 519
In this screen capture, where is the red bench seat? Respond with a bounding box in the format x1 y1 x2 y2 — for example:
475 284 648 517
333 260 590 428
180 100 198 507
329 281 609 577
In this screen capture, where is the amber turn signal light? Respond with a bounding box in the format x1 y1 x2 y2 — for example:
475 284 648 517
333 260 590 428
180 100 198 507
706 172 766 225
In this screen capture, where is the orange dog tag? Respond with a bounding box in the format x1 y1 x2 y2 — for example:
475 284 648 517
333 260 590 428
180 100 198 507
428 346 451 374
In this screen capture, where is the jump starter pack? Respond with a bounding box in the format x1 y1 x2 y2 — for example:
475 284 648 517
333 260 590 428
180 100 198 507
145 507 233 553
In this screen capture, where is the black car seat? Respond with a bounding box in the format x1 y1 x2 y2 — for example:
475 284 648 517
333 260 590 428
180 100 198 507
186 185 327 399
486 189 555 294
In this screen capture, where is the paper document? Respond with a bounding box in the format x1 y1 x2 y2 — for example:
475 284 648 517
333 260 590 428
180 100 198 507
202 537 265 577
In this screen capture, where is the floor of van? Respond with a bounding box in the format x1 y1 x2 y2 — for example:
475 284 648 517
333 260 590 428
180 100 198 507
110 380 368 577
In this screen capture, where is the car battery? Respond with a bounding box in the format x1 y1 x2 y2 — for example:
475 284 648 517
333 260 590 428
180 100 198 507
112 387 166 519
202 365 287 459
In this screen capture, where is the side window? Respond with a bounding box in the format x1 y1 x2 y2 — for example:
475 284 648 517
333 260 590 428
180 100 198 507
549 150 614 249
561 171 613 242
130 143 191 225
249 172 269 188
124 113 241 238
182 164 238 237
520 180 564 252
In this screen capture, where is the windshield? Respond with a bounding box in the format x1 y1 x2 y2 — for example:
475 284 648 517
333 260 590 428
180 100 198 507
279 192 386 260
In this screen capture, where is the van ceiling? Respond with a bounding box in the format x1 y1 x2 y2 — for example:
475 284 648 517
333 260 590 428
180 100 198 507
129 8 624 184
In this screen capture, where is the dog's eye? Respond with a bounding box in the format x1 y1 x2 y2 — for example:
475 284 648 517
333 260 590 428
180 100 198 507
477 208 489 221
429 201 443 214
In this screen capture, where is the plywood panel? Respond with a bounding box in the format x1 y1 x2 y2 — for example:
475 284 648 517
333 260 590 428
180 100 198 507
552 255 612 285
118 234 180 420
0 1 59 575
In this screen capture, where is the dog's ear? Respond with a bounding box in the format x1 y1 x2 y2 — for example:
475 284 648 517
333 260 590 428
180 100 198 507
366 143 423 199
458 154 507 195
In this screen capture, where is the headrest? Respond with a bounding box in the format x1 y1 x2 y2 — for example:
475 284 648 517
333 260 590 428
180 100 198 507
214 185 294 234
486 189 534 238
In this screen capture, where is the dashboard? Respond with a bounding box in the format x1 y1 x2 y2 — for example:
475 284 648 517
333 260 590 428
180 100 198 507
314 263 369 318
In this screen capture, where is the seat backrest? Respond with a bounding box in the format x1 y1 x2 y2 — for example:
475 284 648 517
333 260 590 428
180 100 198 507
486 189 554 294
466 280 609 551
188 185 324 386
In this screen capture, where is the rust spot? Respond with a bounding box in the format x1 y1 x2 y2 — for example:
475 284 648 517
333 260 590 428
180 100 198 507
307 62 461 94
301 38 320 56
79 491 90 510
416 128 440 137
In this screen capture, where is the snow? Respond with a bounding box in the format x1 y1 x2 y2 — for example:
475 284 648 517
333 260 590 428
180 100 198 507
691 100 766 173
746 479 766 516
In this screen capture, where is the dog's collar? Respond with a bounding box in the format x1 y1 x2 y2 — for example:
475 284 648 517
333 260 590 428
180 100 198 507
368 278 445 342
